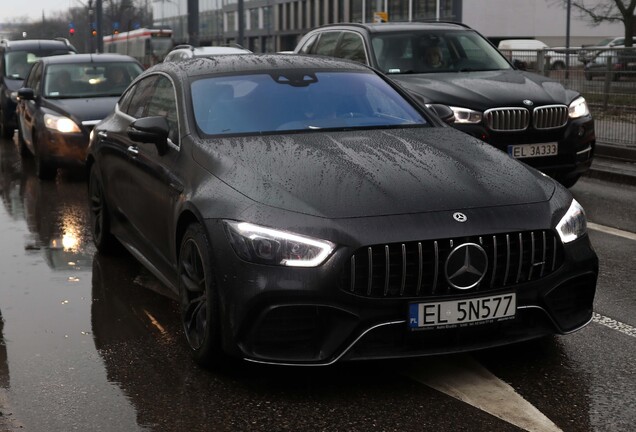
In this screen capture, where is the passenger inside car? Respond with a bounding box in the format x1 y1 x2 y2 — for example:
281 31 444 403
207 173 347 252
423 45 444 69
104 66 130 92
48 70 73 95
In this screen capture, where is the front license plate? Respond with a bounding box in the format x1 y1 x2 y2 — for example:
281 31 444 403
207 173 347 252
507 142 558 159
408 293 516 330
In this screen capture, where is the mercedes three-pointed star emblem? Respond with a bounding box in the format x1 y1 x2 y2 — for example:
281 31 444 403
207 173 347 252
445 243 488 290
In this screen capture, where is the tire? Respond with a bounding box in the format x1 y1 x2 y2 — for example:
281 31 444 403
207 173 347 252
88 163 119 254
0 106 13 140
179 223 221 367
551 61 565 70
16 118 30 157
33 132 56 180
34 154 56 180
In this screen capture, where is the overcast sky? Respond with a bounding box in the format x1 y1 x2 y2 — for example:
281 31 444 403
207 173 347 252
3 2 71 22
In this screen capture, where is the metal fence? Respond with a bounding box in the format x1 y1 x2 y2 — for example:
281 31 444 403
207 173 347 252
500 47 636 151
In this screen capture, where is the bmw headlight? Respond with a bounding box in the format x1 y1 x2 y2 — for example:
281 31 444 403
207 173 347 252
224 221 335 267
449 106 483 124
44 113 81 133
568 97 590 119
556 199 587 243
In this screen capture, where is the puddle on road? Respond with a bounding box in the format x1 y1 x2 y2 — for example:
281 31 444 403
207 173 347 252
0 140 146 431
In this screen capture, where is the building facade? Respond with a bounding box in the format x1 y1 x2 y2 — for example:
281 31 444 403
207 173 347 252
153 0 624 52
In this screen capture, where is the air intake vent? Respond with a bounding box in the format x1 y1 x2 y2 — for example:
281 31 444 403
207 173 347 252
533 105 568 129
484 107 530 131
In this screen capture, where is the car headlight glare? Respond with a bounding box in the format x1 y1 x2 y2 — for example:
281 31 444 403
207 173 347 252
224 221 335 267
556 199 587 243
449 106 483 124
44 113 81 133
568 97 590 119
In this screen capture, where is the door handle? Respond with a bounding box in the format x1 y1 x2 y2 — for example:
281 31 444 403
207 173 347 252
127 145 139 156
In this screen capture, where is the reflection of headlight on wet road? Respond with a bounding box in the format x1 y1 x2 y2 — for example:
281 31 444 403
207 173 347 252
49 233 79 251
62 233 79 250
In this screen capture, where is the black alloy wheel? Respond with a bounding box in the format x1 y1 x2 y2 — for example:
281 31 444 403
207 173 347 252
88 164 119 253
179 223 220 366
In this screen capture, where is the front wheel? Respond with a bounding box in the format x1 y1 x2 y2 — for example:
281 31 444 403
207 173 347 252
33 132 56 180
179 223 221 367
88 164 119 254
0 107 13 139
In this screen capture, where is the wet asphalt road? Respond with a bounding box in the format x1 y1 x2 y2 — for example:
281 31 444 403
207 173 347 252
0 135 634 432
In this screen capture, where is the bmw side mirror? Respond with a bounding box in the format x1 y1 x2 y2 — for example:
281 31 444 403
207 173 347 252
128 116 170 155
428 104 455 125
16 88 35 101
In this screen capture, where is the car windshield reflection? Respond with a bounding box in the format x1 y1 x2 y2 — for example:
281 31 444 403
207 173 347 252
371 30 512 74
191 71 429 135
44 62 143 99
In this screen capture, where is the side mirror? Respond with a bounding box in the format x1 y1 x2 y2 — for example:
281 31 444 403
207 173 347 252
17 88 35 101
427 104 455 125
127 116 170 155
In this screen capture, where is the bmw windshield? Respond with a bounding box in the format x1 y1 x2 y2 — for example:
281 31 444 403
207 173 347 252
191 70 429 136
371 30 512 74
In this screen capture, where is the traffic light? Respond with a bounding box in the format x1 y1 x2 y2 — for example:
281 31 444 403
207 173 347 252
69 28 75 37
91 29 97 37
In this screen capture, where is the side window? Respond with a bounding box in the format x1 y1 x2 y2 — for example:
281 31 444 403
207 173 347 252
298 33 318 54
118 86 136 114
313 32 341 56
335 32 367 64
25 62 42 91
146 76 179 145
125 76 158 118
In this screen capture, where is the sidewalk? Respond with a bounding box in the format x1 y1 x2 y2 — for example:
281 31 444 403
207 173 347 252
585 143 636 186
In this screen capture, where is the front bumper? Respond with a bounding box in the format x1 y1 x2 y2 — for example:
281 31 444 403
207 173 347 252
38 128 89 168
206 217 598 366
453 116 595 181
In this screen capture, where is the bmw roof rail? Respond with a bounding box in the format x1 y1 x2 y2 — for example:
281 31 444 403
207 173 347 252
53 37 73 47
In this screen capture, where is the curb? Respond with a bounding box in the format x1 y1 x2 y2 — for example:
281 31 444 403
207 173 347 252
583 143 636 185
584 157 636 186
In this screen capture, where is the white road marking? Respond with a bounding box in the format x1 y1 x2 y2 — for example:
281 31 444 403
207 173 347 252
588 222 636 241
592 313 636 338
406 355 562 432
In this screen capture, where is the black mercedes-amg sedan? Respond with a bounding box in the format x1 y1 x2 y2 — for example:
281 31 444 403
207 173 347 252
86 54 598 367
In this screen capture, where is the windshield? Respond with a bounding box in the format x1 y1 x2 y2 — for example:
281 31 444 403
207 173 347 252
191 71 429 136
44 62 143 98
4 49 74 80
151 38 174 58
371 30 512 74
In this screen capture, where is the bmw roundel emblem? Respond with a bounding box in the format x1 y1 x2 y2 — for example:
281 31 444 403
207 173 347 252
523 99 534 106
453 212 468 222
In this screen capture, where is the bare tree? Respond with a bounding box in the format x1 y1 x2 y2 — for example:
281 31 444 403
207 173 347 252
564 0 636 47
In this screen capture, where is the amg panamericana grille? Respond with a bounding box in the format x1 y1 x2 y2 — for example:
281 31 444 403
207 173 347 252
342 230 563 298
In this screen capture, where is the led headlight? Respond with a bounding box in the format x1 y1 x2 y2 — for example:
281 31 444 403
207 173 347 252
449 106 483 124
44 113 81 133
556 199 587 243
224 221 335 267
568 97 590 119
